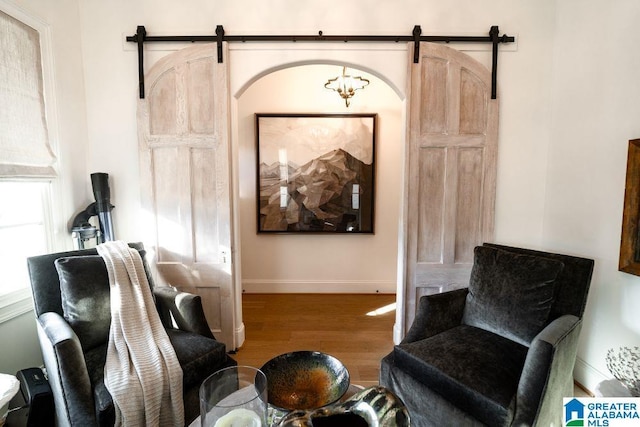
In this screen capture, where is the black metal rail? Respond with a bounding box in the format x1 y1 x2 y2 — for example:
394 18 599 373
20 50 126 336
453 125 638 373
126 25 515 99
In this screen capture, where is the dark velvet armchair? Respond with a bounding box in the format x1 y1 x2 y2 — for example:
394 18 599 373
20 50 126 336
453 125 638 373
27 243 236 426
380 243 594 426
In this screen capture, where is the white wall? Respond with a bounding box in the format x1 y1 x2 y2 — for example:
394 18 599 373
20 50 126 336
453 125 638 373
546 0 640 391
0 312 42 376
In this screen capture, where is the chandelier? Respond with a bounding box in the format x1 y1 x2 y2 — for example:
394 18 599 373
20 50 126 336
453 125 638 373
324 67 370 107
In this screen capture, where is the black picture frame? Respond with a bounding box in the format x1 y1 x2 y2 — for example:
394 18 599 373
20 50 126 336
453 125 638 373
256 113 376 233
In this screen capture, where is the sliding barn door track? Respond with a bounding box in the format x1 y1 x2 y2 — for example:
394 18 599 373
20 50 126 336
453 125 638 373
126 25 515 99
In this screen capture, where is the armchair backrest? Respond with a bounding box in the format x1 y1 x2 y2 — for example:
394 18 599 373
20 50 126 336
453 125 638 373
483 243 594 320
27 242 148 317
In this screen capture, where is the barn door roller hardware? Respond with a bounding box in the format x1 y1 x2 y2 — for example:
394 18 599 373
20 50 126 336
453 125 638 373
126 25 515 99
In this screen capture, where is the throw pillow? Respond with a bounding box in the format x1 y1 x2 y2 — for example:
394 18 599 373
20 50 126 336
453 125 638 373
55 255 111 351
462 246 564 346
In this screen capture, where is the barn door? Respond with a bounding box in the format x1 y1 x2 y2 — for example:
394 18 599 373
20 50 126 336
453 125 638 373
137 43 236 349
402 42 498 333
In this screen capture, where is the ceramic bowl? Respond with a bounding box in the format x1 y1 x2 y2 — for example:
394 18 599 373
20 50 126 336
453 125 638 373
260 351 349 411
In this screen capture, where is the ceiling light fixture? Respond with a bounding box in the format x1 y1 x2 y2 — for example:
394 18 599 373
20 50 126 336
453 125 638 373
324 66 369 107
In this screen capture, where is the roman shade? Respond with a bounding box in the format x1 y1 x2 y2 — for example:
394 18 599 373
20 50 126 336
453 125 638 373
0 10 57 178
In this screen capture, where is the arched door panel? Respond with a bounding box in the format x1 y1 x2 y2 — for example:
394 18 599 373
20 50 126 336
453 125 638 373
138 43 235 349
402 43 498 333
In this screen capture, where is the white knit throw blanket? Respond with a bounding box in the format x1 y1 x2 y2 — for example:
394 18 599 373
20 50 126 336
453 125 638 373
97 241 184 427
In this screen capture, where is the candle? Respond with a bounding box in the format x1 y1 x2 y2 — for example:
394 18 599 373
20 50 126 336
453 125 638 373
213 408 262 427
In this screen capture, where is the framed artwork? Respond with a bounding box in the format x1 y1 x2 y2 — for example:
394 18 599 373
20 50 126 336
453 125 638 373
619 139 640 275
256 113 376 233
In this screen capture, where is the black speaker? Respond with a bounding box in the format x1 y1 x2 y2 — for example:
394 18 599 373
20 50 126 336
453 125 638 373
90 172 115 242
16 368 54 427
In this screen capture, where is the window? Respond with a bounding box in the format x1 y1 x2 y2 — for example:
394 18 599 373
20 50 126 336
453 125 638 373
0 181 51 294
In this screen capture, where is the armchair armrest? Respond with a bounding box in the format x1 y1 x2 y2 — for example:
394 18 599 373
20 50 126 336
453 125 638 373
513 314 582 426
37 312 96 426
153 286 215 339
401 288 468 344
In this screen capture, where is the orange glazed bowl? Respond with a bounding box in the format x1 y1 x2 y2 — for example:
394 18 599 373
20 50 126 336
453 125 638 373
260 351 350 411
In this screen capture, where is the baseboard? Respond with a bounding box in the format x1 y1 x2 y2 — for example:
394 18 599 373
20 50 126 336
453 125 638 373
573 355 609 394
242 279 396 294
234 321 245 350
393 322 404 345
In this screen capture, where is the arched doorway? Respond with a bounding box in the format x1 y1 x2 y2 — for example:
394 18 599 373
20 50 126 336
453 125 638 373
232 63 404 347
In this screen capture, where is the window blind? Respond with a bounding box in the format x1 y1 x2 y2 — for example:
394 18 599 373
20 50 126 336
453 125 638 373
0 10 56 178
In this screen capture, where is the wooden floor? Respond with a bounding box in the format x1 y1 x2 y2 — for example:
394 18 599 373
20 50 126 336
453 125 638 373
233 293 396 386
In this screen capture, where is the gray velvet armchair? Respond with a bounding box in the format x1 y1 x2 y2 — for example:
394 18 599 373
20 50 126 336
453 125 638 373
380 243 594 426
27 243 236 426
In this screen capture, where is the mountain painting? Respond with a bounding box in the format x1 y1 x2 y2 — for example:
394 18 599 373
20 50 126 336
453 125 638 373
256 114 376 233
